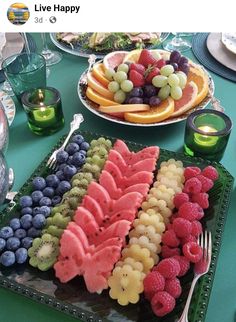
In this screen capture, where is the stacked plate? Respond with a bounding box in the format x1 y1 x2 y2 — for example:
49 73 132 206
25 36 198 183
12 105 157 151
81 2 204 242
207 33 236 72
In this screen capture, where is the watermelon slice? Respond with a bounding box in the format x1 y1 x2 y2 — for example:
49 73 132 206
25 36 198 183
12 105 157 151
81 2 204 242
99 170 123 199
66 222 90 251
87 181 112 214
110 191 143 214
59 230 85 260
124 183 150 198
108 149 128 173
74 207 100 235
104 210 136 227
81 195 104 225
124 158 156 177
123 171 154 188
54 256 79 283
94 237 123 252
103 160 124 187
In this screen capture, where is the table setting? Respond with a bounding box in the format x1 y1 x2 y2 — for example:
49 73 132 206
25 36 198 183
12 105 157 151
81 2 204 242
0 32 235 322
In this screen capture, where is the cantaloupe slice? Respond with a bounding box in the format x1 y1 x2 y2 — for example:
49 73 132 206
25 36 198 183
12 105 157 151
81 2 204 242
99 104 150 114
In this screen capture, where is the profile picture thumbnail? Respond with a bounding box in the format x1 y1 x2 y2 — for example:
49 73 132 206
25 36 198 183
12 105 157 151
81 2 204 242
7 3 30 25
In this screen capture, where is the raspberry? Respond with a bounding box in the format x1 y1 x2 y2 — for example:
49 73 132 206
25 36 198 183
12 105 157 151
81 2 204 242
202 166 219 181
183 241 203 263
173 218 192 238
155 258 180 279
151 291 175 317
180 234 197 245
161 245 180 258
144 271 165 301
179 202 204 221
184 166 201 180
191 220 203 237
184 177 202 194
162 229 180 248
173 255 190 276
173 192 189 209
165 278 182 298
191 192 209 209
196 174 214 193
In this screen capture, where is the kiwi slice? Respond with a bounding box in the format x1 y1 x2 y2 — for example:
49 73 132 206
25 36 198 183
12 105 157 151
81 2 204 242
28 234 59 271
44 225 64 238
52 213 70 229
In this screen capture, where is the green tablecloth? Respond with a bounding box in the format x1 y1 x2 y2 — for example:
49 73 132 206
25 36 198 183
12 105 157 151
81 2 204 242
1 33 235 322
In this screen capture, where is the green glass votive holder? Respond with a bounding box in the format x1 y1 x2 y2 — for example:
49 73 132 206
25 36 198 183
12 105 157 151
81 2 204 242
184 109 232 161
21 87 64 136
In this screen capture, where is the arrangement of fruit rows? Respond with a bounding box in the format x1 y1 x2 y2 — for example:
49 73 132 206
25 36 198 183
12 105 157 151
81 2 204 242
85 48 209 124
0 134 219 318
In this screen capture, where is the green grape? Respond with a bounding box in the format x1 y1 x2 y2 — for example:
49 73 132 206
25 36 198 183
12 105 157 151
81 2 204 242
79 178 89 187
90 139 98 148
120 80 133 92
114 90 126 103
92 154 102 165
152 75 168 88
105 68 115 81
168 74 180 87
105 139 112 148
158 85 171 100
97 137 106 144
113 71 127 83
117 63 129 73
97 146 108 157
160 65 175 77
108 81 120 93
176 71 187 89
170 86 183 100
151 51 162 60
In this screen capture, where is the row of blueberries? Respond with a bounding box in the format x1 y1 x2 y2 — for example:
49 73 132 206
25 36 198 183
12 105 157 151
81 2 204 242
0 134 89 267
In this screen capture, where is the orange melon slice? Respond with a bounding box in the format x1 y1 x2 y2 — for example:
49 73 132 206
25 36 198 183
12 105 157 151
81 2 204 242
187 64 209 107
92 63 110 87
87 72 114 100
99 104 150 114
124 97 174 124
86 87 118 107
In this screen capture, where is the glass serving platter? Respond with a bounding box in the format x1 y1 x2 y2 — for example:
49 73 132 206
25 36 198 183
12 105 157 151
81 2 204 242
0 131 234 322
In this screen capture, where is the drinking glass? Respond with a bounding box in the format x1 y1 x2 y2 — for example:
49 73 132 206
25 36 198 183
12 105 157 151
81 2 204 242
2 53 46 101
163 33 191 52
40 33 62 66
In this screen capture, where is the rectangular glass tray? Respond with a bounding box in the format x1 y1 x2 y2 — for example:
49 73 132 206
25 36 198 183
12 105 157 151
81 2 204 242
0 131 234 322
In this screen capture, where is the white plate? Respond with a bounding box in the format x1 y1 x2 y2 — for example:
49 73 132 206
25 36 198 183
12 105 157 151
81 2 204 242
221 33 236 55
77 62 214 127
0 91 16 126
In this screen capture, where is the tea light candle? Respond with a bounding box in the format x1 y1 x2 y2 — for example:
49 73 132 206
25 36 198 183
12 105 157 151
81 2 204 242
21 87 64 135
184 109 232 161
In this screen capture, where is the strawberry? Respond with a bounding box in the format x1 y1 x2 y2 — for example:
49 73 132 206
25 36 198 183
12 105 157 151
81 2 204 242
145 66 160 84
129 63 145 75
138 49 157 68
156 59 166 69
129 70 145 87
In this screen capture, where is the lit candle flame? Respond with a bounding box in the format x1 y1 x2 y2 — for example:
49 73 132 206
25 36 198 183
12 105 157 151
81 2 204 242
198 126 217 134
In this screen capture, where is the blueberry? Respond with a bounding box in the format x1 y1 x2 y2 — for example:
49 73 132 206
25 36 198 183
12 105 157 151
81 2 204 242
72 152 86 167
80 141 90 151
14 229 27 239
27 227 41 238
20 214 32 230
19 196 33 208
32 207 42 216
39 206 51 217
43 187 54 198
21 237 33 249
56 181 71 195
0 226 14 239
51 195 62 206
65 142 80 155
21 207 33 215
15 248 28 264
58 163 67 171
32 177 46 191
63 165 77 178
39 197 52 207
79 150 87 156
0 251 15 267
32 214 46 229
9 218 21 230
55 170 65 181
0 238 6 252
67 156 74 166
71 134 84 145
6 237 21 251
45 174 60 188
31 190 44 204
56 150 69 164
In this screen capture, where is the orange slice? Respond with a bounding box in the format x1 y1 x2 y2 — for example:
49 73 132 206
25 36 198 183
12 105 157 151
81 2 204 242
87 72 114 100
86 87 118 106
172 81 198 117
92 63 109 87
99 104 150 114
124 97 174 124
187 64 209 106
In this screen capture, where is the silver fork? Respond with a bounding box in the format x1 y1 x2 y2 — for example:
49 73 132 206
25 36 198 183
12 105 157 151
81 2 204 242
177 231 212 322
46 113 84 170
80 54 97 85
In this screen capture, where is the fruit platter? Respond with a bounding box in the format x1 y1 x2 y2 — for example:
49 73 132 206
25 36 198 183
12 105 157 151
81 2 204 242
0 131 233 322
78 49 214 126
